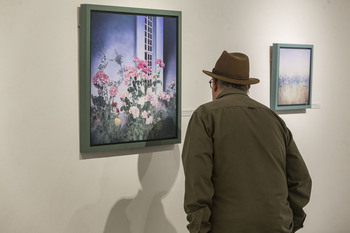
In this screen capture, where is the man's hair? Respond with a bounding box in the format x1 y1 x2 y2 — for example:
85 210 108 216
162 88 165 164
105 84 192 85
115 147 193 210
216 78 249 93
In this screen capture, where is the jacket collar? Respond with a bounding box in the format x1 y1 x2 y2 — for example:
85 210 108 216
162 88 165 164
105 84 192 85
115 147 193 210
216 87 248 100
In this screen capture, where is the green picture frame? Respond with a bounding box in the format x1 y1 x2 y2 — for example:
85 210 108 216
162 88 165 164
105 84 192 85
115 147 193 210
79 4 182 153
270 43 313 111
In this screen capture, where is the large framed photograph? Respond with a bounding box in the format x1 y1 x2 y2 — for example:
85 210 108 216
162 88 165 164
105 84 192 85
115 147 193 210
270 43 313 111
79 4 182 153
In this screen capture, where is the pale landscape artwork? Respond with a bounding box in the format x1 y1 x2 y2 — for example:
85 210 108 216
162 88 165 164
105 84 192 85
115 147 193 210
278 48 311 106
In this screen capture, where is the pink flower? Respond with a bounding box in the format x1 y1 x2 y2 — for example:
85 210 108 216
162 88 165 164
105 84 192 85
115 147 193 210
129 106 140 119
155 59 165 68
142 67 152 74
136 60 147 70
124 66 137 79
124 66 138 83
145 89 159 108
120 91 130 101
109 86 118 97
92 70 110 88
141 110 149 119
146 89 156 101
131 71 138 79
124 66 135 72
145 116 153 125
151 99 159 108
135 59 152 74
140 72 148 80
124 78 129 86
133 57 140 63
159 91 173 103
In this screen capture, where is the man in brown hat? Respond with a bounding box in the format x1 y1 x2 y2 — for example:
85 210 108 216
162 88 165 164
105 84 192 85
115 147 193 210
182 51 312 233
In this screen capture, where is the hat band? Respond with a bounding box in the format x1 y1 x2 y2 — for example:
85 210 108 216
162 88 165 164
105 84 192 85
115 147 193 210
212 68 248 80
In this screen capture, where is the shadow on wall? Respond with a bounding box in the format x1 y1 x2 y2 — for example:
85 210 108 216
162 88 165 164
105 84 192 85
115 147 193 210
103 144 181 233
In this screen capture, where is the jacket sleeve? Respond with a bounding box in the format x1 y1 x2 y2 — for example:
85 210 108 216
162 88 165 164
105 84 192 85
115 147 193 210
182 109 214 233
286 130 312 232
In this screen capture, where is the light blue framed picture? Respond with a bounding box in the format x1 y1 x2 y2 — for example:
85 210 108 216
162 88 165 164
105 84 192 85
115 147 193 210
270 43 313 111
79 4 182 153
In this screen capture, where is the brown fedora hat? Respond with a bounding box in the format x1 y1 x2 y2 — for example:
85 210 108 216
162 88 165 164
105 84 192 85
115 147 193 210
203 50 260 85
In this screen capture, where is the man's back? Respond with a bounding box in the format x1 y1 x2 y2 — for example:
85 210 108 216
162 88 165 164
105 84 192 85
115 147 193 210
182 88 311 233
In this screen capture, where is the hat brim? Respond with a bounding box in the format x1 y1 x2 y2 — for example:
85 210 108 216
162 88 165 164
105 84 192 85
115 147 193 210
203 70 260 85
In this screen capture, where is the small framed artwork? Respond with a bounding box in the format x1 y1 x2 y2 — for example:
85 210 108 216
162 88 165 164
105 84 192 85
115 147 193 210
79 4 182 153
270 43 313 111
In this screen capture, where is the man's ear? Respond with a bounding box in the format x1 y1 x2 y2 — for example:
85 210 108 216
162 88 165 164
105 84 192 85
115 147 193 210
213 78 218 91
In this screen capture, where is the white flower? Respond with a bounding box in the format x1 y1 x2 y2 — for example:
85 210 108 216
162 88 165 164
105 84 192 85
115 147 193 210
141 110 148 119
145 116 153 125
138 96 146 106
129 106 140 119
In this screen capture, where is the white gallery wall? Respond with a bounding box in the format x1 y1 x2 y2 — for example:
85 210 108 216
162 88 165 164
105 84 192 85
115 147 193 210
1 0 350 232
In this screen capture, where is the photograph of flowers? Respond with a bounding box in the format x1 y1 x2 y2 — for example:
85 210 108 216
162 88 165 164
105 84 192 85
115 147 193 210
79 4 182 152
270 43 313 111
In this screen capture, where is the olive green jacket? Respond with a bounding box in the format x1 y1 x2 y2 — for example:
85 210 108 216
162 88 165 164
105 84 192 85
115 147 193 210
182 88 311 233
